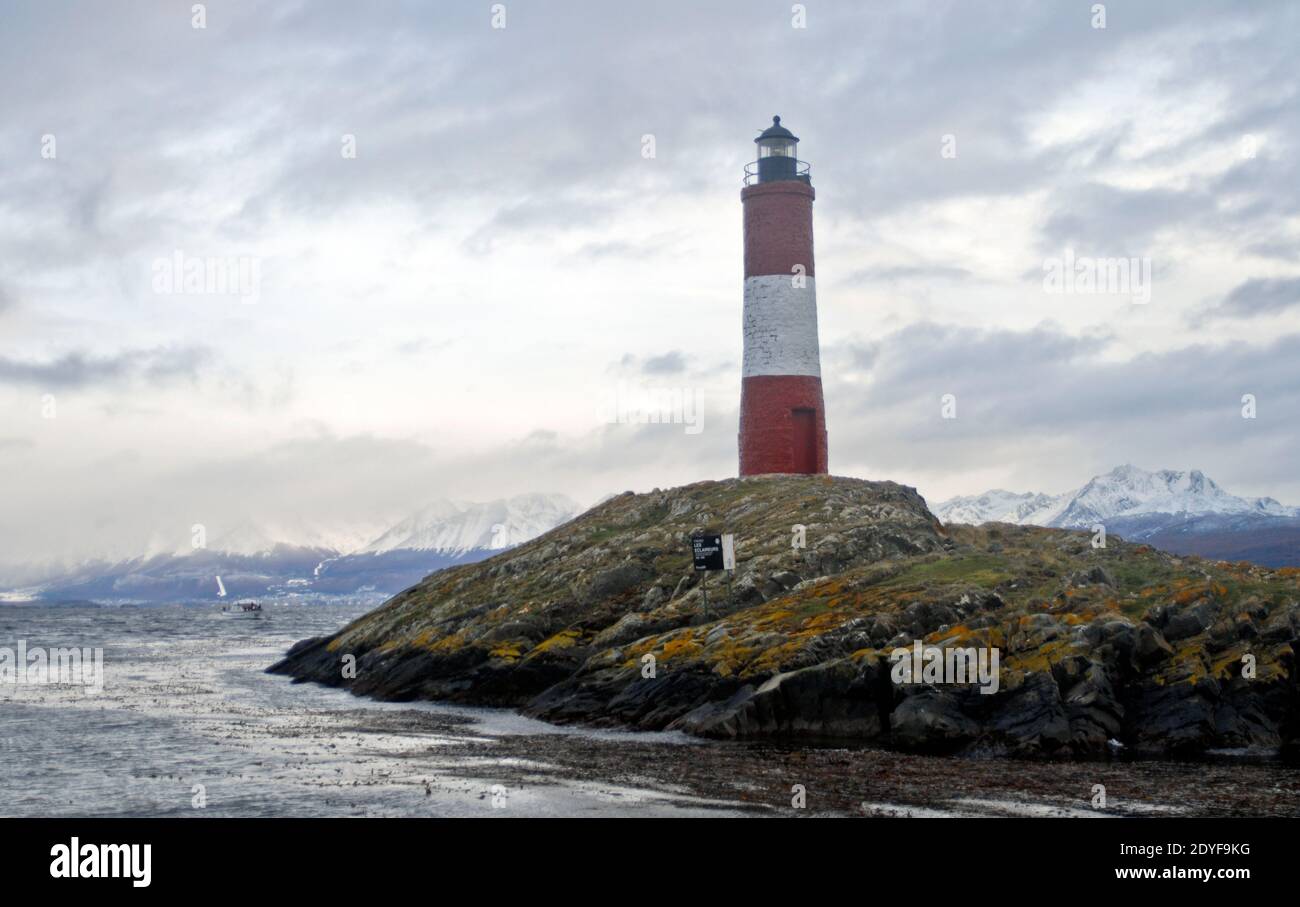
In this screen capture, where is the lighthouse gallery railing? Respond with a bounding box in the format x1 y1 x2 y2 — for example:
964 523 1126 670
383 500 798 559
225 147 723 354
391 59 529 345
743 158 811 186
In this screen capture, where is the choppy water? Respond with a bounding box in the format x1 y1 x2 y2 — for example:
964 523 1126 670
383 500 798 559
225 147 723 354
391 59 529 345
4 603 1298 818
0 603 733 817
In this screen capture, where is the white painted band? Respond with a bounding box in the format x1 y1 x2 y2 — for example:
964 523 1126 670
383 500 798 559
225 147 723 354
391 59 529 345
742 275 822 378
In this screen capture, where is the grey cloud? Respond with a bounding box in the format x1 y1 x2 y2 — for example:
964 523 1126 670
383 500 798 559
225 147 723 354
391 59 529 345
224 321 1295 516
1038 184 1205 257
0 346 212 389
642 351 687 375
576 241 640 260
839 265 973 287
1204 277 1300 321
839 342 878 372
0 431 455 565
811 3 1300 269
462 196 620 255
573 235 682 261
609 351 729 381
464 418 735 497
1244 241 1300 262
2 0 1299 562
518 429 560 448
824 323 1300 496
3 1 1297 284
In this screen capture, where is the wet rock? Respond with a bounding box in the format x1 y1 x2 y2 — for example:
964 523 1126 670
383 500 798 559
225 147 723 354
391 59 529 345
1062 662 1124 753
525 674 627 725
1128 682 1218 756
670 657 885 740
602 670 733 730
985 671 1071 756
1212 694 1281 750
890 687 980 752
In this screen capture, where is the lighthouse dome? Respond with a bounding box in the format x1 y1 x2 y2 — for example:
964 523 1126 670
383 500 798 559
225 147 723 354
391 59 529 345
755 115 798 143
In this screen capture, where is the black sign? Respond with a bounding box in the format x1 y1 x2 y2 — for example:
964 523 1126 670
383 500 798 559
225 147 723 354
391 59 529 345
691 534 724 571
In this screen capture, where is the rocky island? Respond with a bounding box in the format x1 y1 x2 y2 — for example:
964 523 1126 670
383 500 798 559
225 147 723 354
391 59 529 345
269 476 1300 759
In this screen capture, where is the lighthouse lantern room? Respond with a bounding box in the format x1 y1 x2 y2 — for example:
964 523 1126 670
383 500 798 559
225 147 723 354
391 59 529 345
752 115 802 183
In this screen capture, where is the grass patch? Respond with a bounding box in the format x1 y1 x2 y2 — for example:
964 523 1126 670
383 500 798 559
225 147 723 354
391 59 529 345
888 553 1013 588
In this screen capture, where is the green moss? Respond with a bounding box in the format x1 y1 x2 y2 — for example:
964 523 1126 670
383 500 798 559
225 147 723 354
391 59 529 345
887 553 1013 588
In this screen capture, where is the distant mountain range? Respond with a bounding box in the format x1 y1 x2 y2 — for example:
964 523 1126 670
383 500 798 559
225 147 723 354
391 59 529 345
933 465 1300 567
311 494 580 597
2 494 581 604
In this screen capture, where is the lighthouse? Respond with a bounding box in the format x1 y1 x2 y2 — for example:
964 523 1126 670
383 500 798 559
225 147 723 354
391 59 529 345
738 116 828 476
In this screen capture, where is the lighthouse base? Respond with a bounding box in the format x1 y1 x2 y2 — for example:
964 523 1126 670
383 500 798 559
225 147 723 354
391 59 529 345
738 374 828 476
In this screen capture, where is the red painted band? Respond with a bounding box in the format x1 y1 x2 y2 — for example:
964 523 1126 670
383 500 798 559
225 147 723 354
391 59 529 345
738 374 829 476
742 181 816 279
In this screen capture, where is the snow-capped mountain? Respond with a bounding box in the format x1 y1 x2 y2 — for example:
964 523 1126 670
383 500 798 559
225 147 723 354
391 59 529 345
358 494 580 555
933 466 1300 566
5 493 583 604
309 493 582 596
935 466 1298 529
931 489 1060 527
206 517 391 558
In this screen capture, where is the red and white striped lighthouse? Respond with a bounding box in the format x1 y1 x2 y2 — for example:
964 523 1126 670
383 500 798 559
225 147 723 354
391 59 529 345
739 116 829 476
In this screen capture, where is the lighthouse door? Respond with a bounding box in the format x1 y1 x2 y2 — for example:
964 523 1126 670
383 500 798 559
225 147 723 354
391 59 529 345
791 408 816 473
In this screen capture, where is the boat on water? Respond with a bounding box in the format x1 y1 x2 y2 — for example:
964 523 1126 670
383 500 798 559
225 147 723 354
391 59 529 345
220 599 265 617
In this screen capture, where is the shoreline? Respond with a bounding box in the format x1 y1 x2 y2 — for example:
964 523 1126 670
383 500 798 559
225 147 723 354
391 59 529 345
268 640 1299 767
257 674 1300 817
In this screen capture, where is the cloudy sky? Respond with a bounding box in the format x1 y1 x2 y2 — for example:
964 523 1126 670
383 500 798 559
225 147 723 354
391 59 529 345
2 0 1298 567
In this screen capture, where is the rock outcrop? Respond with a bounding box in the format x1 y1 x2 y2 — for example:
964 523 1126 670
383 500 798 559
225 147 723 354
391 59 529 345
269 475 1300 759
